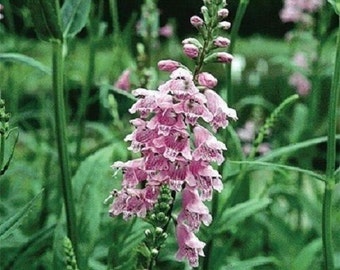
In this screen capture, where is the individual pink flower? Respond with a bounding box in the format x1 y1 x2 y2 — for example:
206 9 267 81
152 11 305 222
158 60 181 72
192 125 226 165
197 72 218 88
153 129 192 162
188 160 223 201
175 223 206 267
109 187 158 219
204 89 238 131
112 158 147 188
178 187 212 231
183 43 200 58
159 68 199 98
173 92 213 125
147 108 186 135
159 24 173 38
114 69 131 91
190 15 204 28
292 52 309 69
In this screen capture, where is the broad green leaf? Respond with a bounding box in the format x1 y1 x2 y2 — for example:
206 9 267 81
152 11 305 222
72 145 114 268
0 53 51 74
291 239 322 270
27 0 62 41
222 256 277 270
61 0 91 38
5 226 55 269
211 198 271 236
0 190 43 240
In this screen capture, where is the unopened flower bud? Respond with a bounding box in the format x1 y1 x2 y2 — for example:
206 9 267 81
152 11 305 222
198 72 218 88
218 21 231 30
218 8 229 18
213 36 230 47
151 249 159 257
155 227 163 234
217 52 233 63
144 229 152 237
204 52 233 63
114 69 130 91
182 38 203 48
190 15 204 28
158 60 181 72
183 43 199 58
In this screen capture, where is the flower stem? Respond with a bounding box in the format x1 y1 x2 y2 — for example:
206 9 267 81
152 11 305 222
52 40 79 260
224 0 249 103
322 14 340 270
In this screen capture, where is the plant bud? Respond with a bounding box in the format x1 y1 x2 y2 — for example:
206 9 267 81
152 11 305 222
218 21 231 30
183 43 200 58
213 36 230 47
198 72 218 88
218 8 229 18
190 15 204 28
158 60 181 72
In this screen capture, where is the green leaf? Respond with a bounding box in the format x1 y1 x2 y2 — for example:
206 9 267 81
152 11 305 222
291 239 322 270
0 53 51 74
0 190 43 240
72 145 114 268
211 198 271 236
61 0 91 38
1 128 19 176
258 135 340 162
228 160 325 182
5 226 55 269
27 0 62 41
328 0 340 15
222 256 277 270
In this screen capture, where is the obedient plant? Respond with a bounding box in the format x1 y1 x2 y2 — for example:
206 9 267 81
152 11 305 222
107 0 237 267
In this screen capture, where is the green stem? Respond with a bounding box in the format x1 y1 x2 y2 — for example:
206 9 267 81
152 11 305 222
52 41 79 260
0 133 5 171
75 29 97 161
322 14 340 270
224 0 250 103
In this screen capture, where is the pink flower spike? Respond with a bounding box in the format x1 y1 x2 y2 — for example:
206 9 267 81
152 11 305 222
158 60 181 72
175 223 205 267
217 52 233 63
190 15 204 28
213 36 231 48
183 43 200 59
197 72 218 88
192 125 226 165
114 69 131 91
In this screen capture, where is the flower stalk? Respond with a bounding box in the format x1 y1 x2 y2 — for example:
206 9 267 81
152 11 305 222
52 40 79 260
322 14 340 270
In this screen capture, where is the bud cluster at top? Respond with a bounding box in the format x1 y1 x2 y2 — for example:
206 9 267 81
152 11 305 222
182 0 233 73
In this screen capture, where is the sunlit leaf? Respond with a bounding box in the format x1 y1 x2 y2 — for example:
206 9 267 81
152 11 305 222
61 0 91 38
